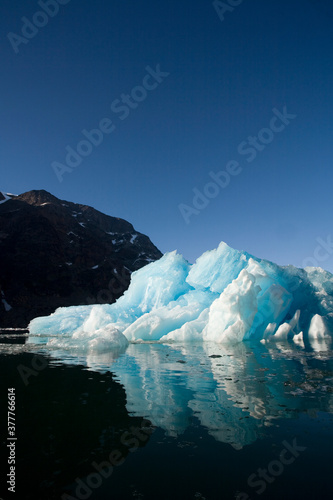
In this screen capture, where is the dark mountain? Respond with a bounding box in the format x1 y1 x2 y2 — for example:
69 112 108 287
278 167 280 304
0 190 162 328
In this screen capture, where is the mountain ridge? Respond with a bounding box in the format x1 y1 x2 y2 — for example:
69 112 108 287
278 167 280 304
0 189 162 327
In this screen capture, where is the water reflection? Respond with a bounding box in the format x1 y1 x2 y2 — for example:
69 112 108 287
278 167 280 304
17 337 332 450
0 349 152 500
108 341 333 449
1 334 332 500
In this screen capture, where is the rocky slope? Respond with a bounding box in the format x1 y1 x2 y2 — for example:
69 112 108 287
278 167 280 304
0 190 162 327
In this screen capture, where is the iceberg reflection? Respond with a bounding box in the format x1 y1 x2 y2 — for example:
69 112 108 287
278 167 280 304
107 341 333 449
25 337 333 450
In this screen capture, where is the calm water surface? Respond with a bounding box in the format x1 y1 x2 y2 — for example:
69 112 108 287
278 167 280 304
0 334 332 500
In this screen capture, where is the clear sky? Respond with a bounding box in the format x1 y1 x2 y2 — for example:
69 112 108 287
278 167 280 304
1 0 332 271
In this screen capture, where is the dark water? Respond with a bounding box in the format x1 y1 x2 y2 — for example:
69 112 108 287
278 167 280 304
0 334 332 500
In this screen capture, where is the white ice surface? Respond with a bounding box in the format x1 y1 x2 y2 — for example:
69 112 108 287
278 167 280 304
28 241 333 347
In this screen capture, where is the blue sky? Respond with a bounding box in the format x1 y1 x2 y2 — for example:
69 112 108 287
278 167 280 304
1 0 332 271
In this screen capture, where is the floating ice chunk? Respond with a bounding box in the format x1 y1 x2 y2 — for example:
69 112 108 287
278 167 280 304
30 322 128 353
293 331 304 346
308 314 329 339
85 325 129 352
263 323 277 339
307 317 332 353
28 241 333 346
269 310 301 341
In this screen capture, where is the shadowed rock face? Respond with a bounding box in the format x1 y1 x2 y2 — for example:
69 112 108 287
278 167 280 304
0 190 162 327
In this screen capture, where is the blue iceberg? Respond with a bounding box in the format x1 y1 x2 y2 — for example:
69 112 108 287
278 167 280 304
28 241 333 347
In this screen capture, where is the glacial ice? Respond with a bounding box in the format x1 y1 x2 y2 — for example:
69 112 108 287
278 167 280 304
45 324 129 353
28 241 333 348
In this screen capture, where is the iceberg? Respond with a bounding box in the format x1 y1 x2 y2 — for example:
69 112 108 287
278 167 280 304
28 241 333 347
